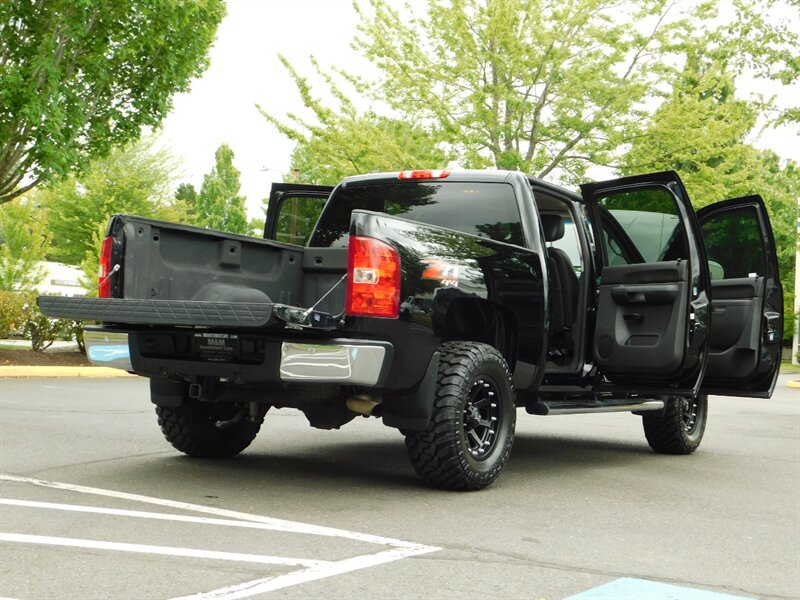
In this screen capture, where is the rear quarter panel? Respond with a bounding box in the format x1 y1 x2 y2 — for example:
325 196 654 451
347 210 547 390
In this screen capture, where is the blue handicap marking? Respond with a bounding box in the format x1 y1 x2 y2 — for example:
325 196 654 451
565 578 755 600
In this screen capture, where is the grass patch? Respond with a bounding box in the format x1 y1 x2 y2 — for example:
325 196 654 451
780 360 800 374
0 343 30 351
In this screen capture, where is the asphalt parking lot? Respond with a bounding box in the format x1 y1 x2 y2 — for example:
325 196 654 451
1 376 798 599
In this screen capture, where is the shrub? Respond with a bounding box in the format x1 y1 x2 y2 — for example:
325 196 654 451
0 290 29 338
20 298 71 352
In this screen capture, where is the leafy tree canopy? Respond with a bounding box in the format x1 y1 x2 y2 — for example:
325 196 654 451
0 0 225 204
0 197 50 291
260 56 450 185
266 0 797 184
194 144 250 235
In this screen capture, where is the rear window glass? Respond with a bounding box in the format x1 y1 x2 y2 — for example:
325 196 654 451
309 182 524 248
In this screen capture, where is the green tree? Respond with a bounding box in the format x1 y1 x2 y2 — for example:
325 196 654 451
269 1 797 184
348 0 712 182
194 144 250 235
0 0 225 204
716 0 800 126
175 182 197 219
175 183 198 205
0 197 50 291
79 220 110 292
41 137 183 266
261 56 450 185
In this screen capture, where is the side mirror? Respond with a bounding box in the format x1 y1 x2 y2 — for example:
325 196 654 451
708 259 725 280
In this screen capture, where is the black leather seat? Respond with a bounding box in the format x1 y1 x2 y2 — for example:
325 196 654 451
541 214 578 352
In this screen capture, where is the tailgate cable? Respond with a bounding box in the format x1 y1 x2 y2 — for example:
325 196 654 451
276 273 347 330
302 273 347 320
93 264 120 294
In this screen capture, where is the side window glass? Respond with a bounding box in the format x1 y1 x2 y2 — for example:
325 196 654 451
701 206 765 280
597 187 687 266
274 196 326 246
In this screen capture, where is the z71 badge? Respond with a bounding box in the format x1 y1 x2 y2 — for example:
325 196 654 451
421 259 460 287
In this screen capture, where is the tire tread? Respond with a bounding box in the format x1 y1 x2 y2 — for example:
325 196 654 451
642 395 707 455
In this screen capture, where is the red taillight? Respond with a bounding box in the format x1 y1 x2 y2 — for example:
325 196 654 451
98 235 113 298
345 236 401 318
397 169 450 180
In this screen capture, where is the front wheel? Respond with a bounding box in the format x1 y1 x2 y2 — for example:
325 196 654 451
404 341 516 491
156 401 266 458
642 394 708 455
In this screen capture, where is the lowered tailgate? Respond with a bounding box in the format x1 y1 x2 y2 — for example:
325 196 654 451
37 296 275 327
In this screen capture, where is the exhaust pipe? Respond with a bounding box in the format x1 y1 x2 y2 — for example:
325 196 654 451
346 395 383 417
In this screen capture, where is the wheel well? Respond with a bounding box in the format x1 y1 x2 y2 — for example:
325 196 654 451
439 298 517 370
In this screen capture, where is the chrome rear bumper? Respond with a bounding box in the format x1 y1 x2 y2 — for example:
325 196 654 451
84 331 133 371
84 330 389 386
279 341 389 386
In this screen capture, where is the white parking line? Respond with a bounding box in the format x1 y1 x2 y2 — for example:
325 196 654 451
0 474 441 599
0 473 422 547
0 498 345 534
0 533 326 568
173 547 437 600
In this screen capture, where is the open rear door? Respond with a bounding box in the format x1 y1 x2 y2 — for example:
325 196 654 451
580 171 710 395
265 183 332 245
697 195 783 397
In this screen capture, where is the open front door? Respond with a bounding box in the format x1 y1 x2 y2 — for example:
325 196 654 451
580 171 710 395
697 195 783 397
265 183 332 245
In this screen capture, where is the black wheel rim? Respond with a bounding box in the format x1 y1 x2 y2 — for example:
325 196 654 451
463 377 501 460
680 397 699 433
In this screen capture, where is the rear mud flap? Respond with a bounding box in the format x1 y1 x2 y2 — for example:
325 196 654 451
382 352 439 430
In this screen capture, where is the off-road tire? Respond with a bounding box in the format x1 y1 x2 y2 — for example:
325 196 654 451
156 402 266 458
642 394 707 455
404 341 516 491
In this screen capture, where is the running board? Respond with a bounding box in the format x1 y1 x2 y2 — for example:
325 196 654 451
526 399 665 416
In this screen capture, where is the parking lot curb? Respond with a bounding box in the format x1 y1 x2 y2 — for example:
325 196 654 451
0 366 136 378
787 380 800 389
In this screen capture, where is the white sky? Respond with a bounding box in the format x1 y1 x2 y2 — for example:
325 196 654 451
157 0 800 220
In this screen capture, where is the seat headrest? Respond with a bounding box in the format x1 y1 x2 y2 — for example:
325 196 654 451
541 214 565 242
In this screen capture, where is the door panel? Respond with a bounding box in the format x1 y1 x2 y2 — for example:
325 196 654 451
594 260 688 375
580 171 710 394
706 278 764 379
697 196 783 397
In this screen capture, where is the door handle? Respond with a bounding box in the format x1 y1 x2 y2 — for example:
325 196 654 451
624 313 644 323
763 312 781 344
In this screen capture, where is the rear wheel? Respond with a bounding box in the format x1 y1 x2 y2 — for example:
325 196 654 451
642 394 707 454
404 341 516 491
156 401 266 458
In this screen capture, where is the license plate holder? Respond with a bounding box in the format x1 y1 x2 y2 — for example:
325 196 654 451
193 333 240 362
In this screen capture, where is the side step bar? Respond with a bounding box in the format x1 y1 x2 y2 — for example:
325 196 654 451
37 296 274 327
527 398 665 416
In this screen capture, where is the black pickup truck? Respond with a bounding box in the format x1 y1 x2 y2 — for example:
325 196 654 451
39 169 783 490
